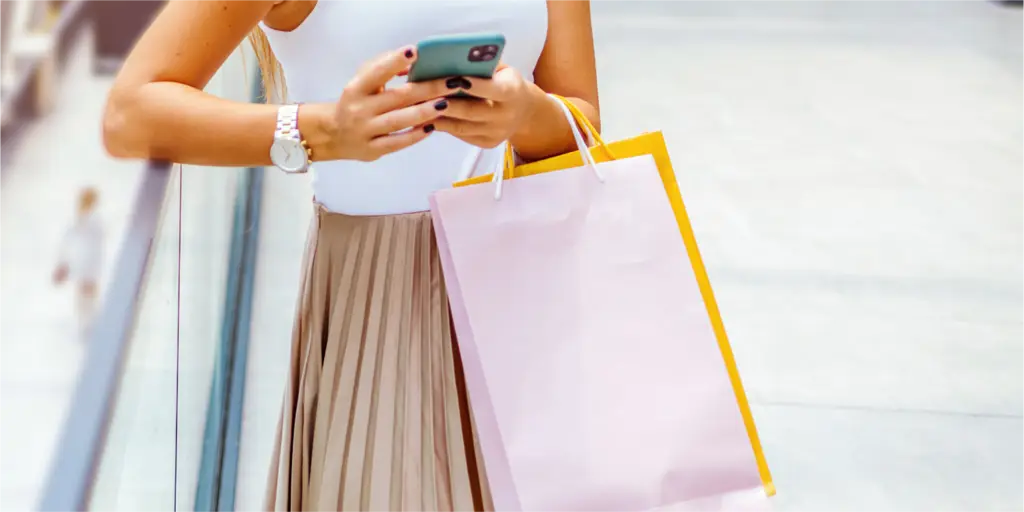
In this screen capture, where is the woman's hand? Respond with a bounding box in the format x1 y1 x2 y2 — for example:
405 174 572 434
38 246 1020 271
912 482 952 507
432 64 542 149
307 46 460 162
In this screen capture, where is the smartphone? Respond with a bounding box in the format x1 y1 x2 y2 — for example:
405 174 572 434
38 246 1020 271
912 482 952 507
407 32 506 94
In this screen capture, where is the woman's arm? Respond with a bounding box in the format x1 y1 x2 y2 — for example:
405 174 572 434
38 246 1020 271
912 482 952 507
509 0 600 161
104 1 289 165
105 0 451 166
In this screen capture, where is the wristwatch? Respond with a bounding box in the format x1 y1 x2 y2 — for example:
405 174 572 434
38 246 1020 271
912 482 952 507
270 104 311 173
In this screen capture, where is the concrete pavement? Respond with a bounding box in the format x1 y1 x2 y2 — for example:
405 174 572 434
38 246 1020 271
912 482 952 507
590 2 1021 509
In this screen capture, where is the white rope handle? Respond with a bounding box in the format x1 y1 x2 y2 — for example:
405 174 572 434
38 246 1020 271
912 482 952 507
457 147 485 183
493 94 604 200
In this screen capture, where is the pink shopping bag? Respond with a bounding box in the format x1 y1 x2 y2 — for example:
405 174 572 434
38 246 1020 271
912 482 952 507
429 98 770 511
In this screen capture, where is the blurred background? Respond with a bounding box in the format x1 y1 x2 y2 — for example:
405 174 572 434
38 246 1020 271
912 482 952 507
1 0 1021 511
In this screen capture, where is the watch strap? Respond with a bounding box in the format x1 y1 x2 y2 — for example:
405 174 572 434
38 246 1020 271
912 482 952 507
273 104 312 173
275 104 301 142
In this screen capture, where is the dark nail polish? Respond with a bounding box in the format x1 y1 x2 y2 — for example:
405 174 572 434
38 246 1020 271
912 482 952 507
434 99 448 111
423 124 435 133
404 48 414 59
446 77 464 89
459 77 472 90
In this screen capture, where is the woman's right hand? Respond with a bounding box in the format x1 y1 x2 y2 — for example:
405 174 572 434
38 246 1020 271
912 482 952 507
308 46 460 162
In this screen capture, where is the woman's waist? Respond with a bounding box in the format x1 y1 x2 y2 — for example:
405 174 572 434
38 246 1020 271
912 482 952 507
311 167 451 215
310 140 501 215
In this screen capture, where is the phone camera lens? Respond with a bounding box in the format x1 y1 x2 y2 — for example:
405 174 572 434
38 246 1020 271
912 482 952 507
469 46 496 62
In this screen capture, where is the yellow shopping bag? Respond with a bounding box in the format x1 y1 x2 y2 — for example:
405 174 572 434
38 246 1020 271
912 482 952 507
454 96 775 498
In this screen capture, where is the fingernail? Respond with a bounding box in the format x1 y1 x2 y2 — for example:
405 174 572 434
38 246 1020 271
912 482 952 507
446 77 464 89
434 99 448 111
459 77 472 89
423 124 435 133
404 48 414 59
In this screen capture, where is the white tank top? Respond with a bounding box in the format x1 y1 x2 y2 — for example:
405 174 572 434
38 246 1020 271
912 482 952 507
261 1 549 215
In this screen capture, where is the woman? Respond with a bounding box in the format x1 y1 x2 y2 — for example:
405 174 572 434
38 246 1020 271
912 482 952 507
104 0 600 509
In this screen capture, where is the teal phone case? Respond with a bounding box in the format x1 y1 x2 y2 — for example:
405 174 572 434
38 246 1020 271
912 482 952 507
407 32 506 88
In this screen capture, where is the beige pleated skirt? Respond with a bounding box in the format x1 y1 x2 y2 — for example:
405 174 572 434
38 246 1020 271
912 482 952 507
265 206 493 511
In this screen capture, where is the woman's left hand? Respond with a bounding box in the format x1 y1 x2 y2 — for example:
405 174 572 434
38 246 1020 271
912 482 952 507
432 64 540 149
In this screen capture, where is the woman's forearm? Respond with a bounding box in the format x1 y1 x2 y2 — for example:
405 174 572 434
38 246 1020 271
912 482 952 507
103 81 335 167
509 82 601 162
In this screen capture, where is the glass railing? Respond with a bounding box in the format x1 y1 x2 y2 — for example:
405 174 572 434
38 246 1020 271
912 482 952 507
81 159 246 511
38 159 175 512
18 40 258 510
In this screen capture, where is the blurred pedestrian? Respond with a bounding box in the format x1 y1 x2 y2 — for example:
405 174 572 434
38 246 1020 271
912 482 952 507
53 187 104 339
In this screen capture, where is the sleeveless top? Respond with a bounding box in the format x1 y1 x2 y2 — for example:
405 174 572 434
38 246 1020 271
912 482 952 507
261 1 549 215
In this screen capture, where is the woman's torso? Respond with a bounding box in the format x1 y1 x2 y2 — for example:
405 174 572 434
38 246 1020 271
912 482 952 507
261 0 549 215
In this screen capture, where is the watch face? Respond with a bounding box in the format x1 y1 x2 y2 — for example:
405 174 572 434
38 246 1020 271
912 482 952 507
270 138 307 172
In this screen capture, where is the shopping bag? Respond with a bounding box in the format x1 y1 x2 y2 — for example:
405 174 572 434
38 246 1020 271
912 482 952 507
429 95 774 511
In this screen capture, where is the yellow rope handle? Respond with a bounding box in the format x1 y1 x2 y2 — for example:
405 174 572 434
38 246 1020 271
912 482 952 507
504 95 617 178
552 95 602 144
503 142 516 179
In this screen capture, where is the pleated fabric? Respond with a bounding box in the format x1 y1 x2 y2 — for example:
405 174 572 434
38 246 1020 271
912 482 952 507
265 206 493 511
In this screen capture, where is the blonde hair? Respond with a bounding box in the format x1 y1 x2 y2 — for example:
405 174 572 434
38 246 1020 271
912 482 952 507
248 27 286 103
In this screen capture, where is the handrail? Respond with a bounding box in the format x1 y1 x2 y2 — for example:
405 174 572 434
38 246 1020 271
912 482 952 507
38 160 174 512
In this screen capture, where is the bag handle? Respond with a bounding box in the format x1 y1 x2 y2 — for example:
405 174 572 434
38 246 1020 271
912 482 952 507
456 142 515 183
549 94 614 156
492 94 609 199
504 95 617 177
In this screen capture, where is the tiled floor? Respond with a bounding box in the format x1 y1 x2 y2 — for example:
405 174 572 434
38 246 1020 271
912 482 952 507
591 2 1022 509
